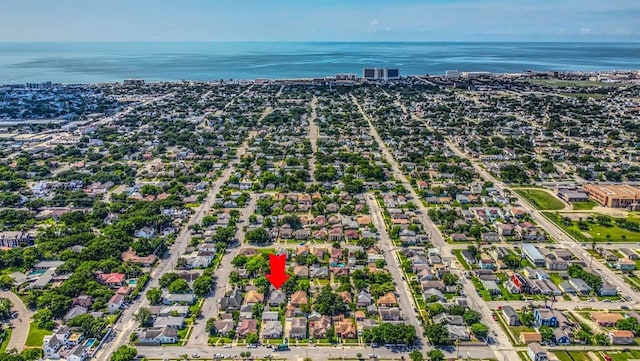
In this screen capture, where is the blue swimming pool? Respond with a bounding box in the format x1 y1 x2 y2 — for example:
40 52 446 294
27 270 46 278
84 338 97 347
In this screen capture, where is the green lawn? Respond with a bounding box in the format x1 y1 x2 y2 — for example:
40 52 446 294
516 189 565 210
543 212 640 242
0 328 12 352
453 249 472 270
572 200 598 211
554 351 604 361
608 349 640 361
26 322 52 347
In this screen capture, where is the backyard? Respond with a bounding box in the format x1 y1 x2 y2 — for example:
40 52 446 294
516 189 565 210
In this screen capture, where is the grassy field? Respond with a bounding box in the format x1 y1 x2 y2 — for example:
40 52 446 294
572 200 598 211
26 322 52 347
543 212 640 242
516 189 565 210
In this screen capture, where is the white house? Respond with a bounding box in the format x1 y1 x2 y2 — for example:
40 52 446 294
107 293 124 314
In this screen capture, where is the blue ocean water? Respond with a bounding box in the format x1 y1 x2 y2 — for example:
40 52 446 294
0 42 638 84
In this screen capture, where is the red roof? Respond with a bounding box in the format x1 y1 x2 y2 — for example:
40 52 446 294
98 273 126 284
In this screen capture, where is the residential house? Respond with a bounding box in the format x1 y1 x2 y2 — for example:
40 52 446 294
261 320 283 339
268 291 286 307
291 290 308 306
96 272 126 288
214 318 235 336
66 345 87 361
446 325 470 341
591 312 623 327
219 288 243 311
534 308 558 327
528 343 548 361
136 327 178 345
377 292 397 307
245 290 265 305
162 293 196 305
311 316 332 338
553 328 572 345
237 319 258 338
379 307 401 321
290 317 307 339
107 294 124 314
153 316 185 329
520 332 542 344
609 330 635 345
356 290 374 307
502 306 520 326
335 319 357 339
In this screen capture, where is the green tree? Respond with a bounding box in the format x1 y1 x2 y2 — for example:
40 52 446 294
245 227 271 245
463 310 481 325
159 272 180 289
246 332 259 345
471 323 489 339
425 323 450 346
442 273 459 286
110 345 137 361
539 326 554 342
409 351 424 361
146 287 162 305
34 308 54 330
193 275 214 298
133 307 152 327
168 278 191 294
427 350 445 361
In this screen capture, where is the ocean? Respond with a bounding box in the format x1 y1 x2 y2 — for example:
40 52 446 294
0 42 638 84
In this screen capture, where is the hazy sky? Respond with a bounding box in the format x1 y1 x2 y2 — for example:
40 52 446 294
2 0 639 42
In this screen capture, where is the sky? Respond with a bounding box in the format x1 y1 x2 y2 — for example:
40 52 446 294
1 0 639 42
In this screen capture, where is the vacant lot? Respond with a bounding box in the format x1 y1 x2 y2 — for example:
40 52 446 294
544 212 640 243
25 322 51 347
516 189 565 210
572 200 598 211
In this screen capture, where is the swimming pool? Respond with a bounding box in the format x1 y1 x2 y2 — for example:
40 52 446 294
27 270 46 278
84 338 97 347
128 279 137 286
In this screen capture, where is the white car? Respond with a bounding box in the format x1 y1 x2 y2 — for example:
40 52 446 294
223 344 232 348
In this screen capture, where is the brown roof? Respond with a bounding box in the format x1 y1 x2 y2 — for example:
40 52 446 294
591 312 623 324
291 290 308 306
520 332 542 343
377 292 397 305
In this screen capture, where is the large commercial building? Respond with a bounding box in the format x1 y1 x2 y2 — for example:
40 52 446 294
363 68 400 81
124 78 145 85
582 184 640 208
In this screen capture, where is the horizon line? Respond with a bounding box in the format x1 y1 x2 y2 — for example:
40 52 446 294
1 40 640 44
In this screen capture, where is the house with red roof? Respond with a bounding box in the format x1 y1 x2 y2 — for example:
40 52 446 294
97 272 126 288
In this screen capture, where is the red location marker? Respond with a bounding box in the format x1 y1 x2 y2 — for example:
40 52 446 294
266 254 289 290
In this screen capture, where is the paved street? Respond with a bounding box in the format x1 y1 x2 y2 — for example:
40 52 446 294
95 129 257 361
353 95 509 360
189 194 258 345
134 343 497 360
365 194 426 345
0 290 34 352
